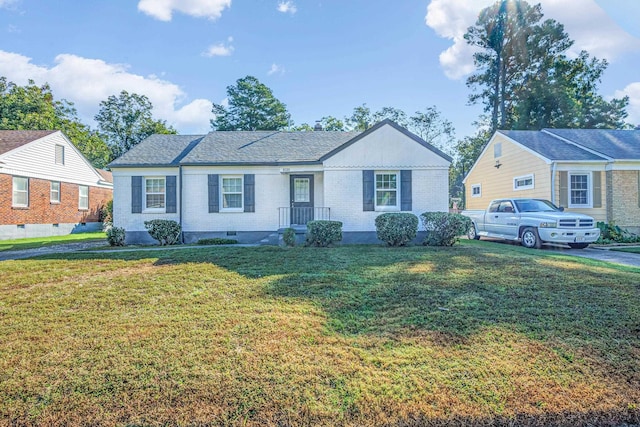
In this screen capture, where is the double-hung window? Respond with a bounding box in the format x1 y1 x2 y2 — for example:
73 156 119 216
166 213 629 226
375 172 398 210
51 181 61 203
145 177 166 210
221 176 243 211
569 173 590 207
12 176 29 207
78 185 89 210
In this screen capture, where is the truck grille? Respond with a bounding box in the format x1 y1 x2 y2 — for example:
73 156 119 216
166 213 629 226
558 219 594 228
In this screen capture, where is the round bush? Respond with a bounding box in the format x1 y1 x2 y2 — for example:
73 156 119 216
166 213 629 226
375 213 418 246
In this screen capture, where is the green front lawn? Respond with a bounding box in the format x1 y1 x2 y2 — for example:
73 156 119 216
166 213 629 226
0 232 106 252
0 241 638 426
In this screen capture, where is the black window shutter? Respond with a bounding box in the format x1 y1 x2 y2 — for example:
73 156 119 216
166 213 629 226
363 170 374 211
244 174 255 213
208 174 219 213
166 175 177 213
559 171 568 208
401 170 412 211
131 176 142 213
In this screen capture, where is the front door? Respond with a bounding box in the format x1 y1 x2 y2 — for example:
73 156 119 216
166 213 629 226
290 175 314 225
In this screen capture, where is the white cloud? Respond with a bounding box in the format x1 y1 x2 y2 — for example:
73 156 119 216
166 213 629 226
426 0 640 80
0 0 19 8
203 37 234 57
277 1 297 14
615 83 640 126
0 50 213 134
138 0 231 21
267 63 285 75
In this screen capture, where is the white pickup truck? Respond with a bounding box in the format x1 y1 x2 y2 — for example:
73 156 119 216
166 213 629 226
462 198 600 249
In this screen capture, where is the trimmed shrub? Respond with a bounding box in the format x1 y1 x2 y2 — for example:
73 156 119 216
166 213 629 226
144 219 181 246
282 228 296 247
421 212 471 246
305 220 343 247
197 238 238 245
106 226 126 246
375 212 419 246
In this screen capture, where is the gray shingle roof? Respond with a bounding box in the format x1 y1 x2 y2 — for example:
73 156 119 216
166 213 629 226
544 129 640 159
108 120 452 168
109 135 204 167
182 130 360 165
499 128 640 161
499 130 607 161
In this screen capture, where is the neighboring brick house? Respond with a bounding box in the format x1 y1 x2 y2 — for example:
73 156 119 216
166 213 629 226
109 119 452 244
463 128 640 233
0 130 113 239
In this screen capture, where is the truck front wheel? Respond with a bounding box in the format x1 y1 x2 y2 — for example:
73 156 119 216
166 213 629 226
468 224 480 240
521 227 542 249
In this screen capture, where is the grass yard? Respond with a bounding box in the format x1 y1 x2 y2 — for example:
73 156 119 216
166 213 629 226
0 241 638 426
0 232 106 252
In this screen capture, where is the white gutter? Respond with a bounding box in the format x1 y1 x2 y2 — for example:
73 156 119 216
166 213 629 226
551 161 556 204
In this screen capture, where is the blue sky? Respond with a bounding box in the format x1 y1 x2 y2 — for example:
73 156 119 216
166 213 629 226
1 0 639 140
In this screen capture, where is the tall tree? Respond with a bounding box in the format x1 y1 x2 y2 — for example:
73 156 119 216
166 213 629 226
211 76 291 131
95 90 176 161
465 0 627 131
0 77 111 168
410 106 456 156
346 104 373 131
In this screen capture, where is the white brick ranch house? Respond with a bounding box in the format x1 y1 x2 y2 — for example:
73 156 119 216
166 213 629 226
109 119 452 244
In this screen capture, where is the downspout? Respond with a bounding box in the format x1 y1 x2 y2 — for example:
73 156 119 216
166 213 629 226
179 164 184 243
550 161 557 205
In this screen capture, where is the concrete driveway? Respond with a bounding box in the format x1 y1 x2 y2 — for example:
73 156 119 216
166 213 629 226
544 245 640 268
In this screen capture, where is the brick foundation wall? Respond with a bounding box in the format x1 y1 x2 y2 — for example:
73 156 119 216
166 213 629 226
0 173 112 225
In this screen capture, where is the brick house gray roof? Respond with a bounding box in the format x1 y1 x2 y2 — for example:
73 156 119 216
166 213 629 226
499 128 640 161
109 119 452 168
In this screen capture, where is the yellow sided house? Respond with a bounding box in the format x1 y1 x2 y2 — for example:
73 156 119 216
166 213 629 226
463 129 640 234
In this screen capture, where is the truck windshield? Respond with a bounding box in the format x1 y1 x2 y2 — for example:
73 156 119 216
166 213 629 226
514 199 559 212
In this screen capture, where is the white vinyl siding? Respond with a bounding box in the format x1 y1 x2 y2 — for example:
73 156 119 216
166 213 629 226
78 185 89 210
12 176 29 207
221 176 243 211
375 172 399 211
513 174 534 191
50 181 61 203
145 177 166 211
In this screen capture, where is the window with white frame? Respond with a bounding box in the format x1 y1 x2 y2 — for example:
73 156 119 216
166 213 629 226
513 174 534 191
50 181 60 203
78 185 89 210
494 142 502 158
375 172 399 210
221 176 243 210
145 177 165 210
12 176 29 207
471 184 481 197
569 173 590 207
55 144 65 165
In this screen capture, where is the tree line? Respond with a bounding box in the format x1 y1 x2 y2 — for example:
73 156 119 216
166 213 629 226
0 0 631 199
